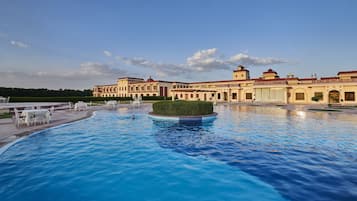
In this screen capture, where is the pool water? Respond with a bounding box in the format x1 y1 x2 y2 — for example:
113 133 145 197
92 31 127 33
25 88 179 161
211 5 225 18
0 105 356 201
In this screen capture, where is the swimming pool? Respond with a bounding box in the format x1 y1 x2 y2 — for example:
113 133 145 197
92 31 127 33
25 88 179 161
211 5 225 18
0 105 356 201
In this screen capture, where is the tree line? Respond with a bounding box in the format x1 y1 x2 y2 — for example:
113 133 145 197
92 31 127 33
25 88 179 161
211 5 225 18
0 87 92 97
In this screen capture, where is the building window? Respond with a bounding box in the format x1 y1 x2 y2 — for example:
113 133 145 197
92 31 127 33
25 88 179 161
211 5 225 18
246 93 252 100
147 86 151 90
314 92 323 101
153 94 156 96
153 86 157 90
217 93 221 99
345 92 355 101
141 86 145 90
295 93 305 100
180 94 183 98
190 94 193 98
136 87 139 91
232 93 237 99
196 94 199 98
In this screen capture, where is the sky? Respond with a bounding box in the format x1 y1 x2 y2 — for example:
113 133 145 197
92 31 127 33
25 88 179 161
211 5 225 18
0 0 357 89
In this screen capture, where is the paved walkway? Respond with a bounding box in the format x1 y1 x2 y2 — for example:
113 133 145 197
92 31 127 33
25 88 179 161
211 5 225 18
0 109 93 147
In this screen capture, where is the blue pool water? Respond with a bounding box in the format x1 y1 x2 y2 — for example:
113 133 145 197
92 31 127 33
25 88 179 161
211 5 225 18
0 105 356 201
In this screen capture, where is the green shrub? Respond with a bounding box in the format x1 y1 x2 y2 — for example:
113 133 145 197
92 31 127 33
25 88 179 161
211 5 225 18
141 96 171 101
311 96 320 102
9 96 132 103
0 112 11 119
152 101 213 116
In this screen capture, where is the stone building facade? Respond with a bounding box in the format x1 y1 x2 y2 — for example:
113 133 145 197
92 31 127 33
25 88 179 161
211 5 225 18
93 65 357 105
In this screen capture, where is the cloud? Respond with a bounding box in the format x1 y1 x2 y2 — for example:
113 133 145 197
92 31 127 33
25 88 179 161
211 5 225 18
186 48 230 71
0 62 127 89
10 40 29 48
0 32 7 38
103 50 112 57
77 62 125 77
115 48 286 77
229 53 287 66
116 56 185 77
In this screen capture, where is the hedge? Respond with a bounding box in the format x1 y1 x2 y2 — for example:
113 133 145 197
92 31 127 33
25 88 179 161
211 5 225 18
9 96 172 102
9 96 132 103
152 101 213 116
142 96 171 101
0 87 91 97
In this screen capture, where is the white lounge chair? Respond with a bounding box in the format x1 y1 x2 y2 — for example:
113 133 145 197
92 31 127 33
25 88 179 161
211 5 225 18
68 102 73 110
50 106 55 115
14 108 26 127
0 96 6 103
34 112 50 125
74 101 88 111
106 100 117 109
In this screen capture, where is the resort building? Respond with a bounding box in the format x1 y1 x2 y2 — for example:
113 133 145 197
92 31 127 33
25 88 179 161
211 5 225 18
93 65 357 105
93 76 189 99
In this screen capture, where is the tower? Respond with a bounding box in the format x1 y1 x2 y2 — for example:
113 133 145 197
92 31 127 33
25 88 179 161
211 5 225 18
262 69 279 80
233 65 250 80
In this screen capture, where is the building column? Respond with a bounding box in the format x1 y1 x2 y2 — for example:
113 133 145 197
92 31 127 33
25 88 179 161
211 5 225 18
284 87 288 104
228 88 231 103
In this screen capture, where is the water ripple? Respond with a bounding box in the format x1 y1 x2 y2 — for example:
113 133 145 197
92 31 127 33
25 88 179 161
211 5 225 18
153 105 357 201
0 105 356 201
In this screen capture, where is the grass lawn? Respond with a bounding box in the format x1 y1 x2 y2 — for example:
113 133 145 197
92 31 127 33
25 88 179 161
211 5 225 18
308 108 341 112
0 112 12 119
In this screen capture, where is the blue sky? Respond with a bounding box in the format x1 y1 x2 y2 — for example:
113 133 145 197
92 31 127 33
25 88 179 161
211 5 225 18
0 0 357 89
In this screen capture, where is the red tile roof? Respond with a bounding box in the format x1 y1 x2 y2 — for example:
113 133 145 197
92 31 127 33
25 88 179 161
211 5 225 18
172 89 216 92
263 69 277 74
233 69 249 72
337 70 357 75
320 76 339 80
298 78 317 81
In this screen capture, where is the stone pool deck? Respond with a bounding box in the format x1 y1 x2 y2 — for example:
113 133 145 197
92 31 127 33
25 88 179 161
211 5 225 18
0 109 95 148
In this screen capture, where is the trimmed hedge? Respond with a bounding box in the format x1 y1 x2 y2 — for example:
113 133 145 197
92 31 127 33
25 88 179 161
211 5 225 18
9 96 172 102
142 96 172 101
9 96 132 103
0 87 91 97
152 101 213 116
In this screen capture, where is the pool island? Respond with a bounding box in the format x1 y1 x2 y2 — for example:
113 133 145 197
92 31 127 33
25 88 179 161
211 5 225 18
148 100 217 122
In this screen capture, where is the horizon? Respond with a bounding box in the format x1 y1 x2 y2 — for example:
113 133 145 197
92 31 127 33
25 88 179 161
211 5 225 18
1 0 357 89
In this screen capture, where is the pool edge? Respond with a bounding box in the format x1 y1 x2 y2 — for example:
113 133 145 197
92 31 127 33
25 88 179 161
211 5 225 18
0 111 97 156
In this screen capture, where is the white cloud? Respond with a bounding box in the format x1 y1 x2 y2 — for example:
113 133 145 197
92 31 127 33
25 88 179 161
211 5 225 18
186 48 230 71
10 40 29 48
77 62 125 77
115 48 287 78
0 62 127 89
0 32 7 38
229 53 286 66
116 56 185 77
103 50 112 57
